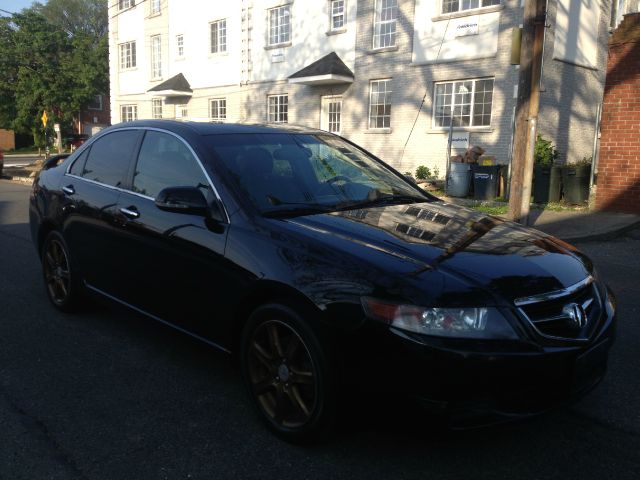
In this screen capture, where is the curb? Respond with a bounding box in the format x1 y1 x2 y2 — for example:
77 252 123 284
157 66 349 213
2 174 34 184
558 220 640 243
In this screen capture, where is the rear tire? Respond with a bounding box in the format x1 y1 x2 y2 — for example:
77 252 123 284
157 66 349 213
41 231 82 312
240 302 336 443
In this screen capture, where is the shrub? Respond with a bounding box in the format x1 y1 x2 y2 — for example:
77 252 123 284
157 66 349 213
415 165 432 180
534 135 558 166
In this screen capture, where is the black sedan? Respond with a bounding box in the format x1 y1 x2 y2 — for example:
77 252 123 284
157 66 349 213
29 120 615 442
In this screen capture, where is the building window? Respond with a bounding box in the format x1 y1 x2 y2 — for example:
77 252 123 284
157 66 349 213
268 95 288 123
268 5 291 45
121 105 138 122
368 79 392 129
119 41 136 69
322 96 342 134
330 0 346 30
150 0 161 15
87 95 103 111
176 104 188 120
119 0 135 10
152 98 163 119
176 34 184 57
209 98 227 122
433 78 494 128
210 19 227 54
151 35 162 79
373 0 397 49
442 0 500 14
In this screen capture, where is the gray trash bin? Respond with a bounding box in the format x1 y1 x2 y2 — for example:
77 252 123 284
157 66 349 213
446 162 471 197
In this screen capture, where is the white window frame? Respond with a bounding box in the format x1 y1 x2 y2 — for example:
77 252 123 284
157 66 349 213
441 0 501 15
373 0 398 49
119 41 136 70
330 0 346 31
176 34 184 58
150 35 162 79
267 94 288 123
176 104 188 120
119 0 135 10
432 77 495 129
368 79 392 129
209 98 227 123
321 96 342 134
150 0 161 15
268 5 291 46
121 104 138 122
152 98 163 119
210 19 227 54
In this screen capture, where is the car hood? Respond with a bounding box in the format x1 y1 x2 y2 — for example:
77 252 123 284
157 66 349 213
280 201 592 302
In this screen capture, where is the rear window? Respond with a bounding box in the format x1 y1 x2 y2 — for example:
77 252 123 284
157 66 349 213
81 130 139 188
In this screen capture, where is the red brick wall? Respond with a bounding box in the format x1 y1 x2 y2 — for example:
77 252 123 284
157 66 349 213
0 129 15 150
596 14 640 213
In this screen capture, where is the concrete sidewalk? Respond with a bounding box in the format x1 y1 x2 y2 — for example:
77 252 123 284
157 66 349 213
2 167 639 243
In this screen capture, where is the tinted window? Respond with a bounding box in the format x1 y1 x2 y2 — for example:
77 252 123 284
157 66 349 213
132 131 209 199
68 148 89 176
81 131 138 187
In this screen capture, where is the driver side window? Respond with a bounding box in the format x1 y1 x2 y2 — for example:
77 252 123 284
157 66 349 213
132 131 210 199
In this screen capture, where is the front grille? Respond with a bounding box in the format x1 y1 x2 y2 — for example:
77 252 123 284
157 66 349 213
516 279 602 342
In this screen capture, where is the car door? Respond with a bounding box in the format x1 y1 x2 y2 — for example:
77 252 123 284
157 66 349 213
112 129 231 343
61 129 142 295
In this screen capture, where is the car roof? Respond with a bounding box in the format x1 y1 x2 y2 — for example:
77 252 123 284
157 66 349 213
108 120 328 136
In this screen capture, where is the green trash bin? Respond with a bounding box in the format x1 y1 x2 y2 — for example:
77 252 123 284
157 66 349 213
533 165 562 203
562 164 591 204
472 165 500 200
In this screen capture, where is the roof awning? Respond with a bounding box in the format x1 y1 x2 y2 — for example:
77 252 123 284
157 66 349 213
148 73 193 97
288 52 354 86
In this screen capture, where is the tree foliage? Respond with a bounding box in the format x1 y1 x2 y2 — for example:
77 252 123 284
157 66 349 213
0 0 108 144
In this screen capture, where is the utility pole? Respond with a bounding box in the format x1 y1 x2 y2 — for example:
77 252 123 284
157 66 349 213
508 0 546 225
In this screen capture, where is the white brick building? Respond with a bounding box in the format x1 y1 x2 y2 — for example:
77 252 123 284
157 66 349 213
109 0 611 176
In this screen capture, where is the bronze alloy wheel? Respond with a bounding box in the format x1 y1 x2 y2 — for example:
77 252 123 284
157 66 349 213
246 319 318 429
43 236 72 307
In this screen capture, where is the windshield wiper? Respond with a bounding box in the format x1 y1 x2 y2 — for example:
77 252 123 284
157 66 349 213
262 195 337 218
337 193 428 211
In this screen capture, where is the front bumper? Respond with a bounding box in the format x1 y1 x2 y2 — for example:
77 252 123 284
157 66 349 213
344 298 615 427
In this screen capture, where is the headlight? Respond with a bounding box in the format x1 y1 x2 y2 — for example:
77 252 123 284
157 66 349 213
362 297 519 340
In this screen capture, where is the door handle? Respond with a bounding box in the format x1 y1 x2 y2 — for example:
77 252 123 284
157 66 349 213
119 206 140 219
62 185 75 195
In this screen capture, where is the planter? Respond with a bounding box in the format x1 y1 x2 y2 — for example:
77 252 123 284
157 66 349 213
533 165 562 203
562 164 591 204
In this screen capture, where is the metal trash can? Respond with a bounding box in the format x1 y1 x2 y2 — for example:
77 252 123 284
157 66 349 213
446 162 471 197
472 165 500 200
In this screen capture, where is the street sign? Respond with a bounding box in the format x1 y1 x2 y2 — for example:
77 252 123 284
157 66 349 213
41 111 48 128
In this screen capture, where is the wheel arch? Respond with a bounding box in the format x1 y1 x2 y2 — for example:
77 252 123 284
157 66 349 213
230 280 323 360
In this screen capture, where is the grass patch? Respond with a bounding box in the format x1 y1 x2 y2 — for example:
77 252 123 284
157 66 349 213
471 204 509 215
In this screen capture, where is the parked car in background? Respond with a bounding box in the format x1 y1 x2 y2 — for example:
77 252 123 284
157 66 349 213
29 121 616 442
66 133 89 151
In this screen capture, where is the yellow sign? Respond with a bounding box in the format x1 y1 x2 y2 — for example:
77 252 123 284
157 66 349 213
41 111 48 128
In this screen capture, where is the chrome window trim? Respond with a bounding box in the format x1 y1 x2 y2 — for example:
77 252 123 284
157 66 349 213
64 126 230 224
513 276 594 307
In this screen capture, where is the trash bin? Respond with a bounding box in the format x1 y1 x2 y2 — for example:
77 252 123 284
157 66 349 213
533 165 562 203
446 162 471 197
562 164 591 204
472 165 500 200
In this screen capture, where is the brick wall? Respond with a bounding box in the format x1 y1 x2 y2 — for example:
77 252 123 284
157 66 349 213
0 129 15 150
596 13 640 213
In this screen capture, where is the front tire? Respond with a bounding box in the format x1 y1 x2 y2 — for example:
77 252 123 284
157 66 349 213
240 303 336 443
41 231 82 312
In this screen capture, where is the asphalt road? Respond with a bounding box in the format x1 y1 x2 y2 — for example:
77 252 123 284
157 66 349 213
1 179 639 480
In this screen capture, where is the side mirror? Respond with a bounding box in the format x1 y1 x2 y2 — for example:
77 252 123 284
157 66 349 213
155 186 209 215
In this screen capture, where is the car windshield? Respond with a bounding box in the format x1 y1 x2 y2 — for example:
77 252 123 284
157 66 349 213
206 133 432 217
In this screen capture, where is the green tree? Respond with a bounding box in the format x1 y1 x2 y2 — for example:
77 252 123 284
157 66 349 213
0 0 108 144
